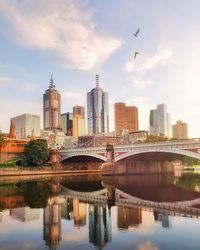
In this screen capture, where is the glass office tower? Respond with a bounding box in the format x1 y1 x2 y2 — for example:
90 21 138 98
87 75 109 134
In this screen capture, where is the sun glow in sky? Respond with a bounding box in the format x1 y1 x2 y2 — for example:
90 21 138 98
0 0 200 137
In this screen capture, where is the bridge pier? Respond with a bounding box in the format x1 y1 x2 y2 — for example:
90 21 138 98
107 185 116 210
50 149 61 170
106 143 114 163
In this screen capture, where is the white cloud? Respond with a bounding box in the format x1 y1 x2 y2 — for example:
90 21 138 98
0 0 122 71
0 75 11 86
125 47 173 73
127 75 153 89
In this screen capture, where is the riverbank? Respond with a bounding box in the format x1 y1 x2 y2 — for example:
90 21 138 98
0 167 106 177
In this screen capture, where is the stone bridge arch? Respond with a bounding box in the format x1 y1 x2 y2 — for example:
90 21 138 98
60 153 107 163
115 148 200 162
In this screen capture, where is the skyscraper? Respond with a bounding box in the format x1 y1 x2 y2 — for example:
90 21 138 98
61 112 73 136
114 102 138 135
87 75 109 134
149 104 171 137
43 75 61 132
73 105 86 138
172 120 188 139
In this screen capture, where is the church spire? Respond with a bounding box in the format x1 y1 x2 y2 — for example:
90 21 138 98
49 74 56 89
8 120 15 139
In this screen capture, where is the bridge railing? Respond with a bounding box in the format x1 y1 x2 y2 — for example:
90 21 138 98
61 138 200 150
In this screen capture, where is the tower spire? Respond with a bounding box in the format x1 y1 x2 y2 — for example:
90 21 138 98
49 74 55 89
8 120 15 138
96 74 99 88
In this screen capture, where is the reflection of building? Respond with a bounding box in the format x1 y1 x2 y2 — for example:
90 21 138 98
43 76 61 132
10 207 40 222
172 120 188 139
87 75 109 134
61 198 74 220
61 112 73 136
73 198 86 227
0 194 25 209
89 205 112 248
117 206 142 229
11 114 40 138
73 106 86 138
115 102 138 136
43 203 61 250
153 211 172 228
150 104 171 138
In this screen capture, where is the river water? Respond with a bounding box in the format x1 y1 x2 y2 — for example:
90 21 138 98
0 171 200 250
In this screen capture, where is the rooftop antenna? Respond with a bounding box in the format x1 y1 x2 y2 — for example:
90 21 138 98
96 74 99 88
49 74 55 89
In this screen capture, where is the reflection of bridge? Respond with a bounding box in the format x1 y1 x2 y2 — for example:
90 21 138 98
59 185 200 218
59 140 200 162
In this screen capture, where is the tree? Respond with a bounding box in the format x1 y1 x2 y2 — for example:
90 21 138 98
145 134 169 143
23 139 49 166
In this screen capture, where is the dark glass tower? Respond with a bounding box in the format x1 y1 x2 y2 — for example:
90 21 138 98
87 75 109 134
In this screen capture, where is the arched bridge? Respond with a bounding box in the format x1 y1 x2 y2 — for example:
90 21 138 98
59 140 200 162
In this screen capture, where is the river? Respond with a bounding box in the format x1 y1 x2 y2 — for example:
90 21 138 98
0 170 200 250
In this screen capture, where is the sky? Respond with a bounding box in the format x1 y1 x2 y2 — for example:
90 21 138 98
0 0 200 137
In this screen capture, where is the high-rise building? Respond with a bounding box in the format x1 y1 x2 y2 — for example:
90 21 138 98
114 102 138 135
87 75 109 134
43 75 61 132
11 114 40 139
149 104 171 137
61 112 73 136
172 120 188 139
73 105 86 138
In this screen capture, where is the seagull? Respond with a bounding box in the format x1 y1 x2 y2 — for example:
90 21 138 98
134 51 140 60
134 28 140 37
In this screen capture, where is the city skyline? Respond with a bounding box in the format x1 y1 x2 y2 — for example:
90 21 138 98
0 0 200 137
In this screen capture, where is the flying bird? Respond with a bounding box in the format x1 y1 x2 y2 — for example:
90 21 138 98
134 28 140 37
134 51 140 60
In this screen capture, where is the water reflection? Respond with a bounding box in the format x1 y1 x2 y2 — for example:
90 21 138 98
44 203 61 249
89 205 112 248
0 173 200 249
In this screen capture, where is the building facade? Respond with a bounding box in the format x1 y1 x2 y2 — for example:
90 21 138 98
11 114 40 139
172 120 188 139
43 76 61 132
114 102 138 136
87 75 109 134
73 105 86 138
150 104 171 138
0 123 29 163
61 112 73 136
